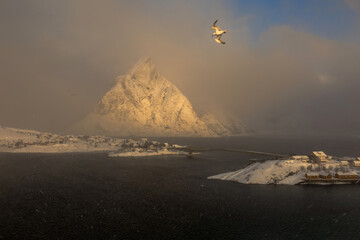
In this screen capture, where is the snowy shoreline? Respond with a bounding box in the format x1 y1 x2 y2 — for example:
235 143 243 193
209 159 360 185
0 126 185 156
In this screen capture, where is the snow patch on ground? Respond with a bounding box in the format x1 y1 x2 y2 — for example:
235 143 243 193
0 127 124 153
209 160 314 185
0 127 39 142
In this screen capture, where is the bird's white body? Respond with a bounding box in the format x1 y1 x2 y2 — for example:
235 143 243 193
212 29 227 36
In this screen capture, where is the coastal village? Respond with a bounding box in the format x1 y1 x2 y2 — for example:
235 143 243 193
209 151 360 185
2 126 360 185
289 151 360 184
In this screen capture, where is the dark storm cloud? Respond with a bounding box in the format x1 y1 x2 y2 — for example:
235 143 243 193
0 0 359 135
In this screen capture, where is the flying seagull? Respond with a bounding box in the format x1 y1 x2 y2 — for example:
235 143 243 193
211 19 227 44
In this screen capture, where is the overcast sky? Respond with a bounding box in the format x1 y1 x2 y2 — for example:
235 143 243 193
0 0 360 135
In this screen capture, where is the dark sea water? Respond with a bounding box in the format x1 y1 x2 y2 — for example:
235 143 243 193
0 136 360 239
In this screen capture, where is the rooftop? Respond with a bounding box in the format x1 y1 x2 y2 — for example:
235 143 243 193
311 151 327 157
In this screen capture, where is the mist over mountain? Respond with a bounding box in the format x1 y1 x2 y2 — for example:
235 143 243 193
73 57 248 137
1 1 360 135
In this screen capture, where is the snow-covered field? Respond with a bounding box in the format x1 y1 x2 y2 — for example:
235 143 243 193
209 159 360 185
0 126 184 156
0 126 123 153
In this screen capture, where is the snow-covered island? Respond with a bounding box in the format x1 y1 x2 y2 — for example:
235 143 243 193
0 126 184 156
209 151 360 185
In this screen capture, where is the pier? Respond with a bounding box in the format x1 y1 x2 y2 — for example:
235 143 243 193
170 147 289 159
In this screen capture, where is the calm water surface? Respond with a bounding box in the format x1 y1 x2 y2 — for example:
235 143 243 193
0 136 360 239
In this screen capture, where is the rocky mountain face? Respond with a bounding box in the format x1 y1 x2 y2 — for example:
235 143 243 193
74 57 248 137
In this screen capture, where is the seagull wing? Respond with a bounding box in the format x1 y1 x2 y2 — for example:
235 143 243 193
215 35 225 44
211 19 220 31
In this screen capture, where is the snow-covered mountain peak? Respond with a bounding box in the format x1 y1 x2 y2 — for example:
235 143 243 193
129 56 154 74
127 56 158 82
111 56 161 91
74 57 249 137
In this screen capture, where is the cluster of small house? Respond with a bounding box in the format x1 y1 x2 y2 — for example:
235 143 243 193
289 151 360 166
305 172 359 180
121 138 164 149
287 151 360 181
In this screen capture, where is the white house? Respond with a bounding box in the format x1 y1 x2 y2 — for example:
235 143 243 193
285 160 295 164
289 155 310 162
341 161 349 166
310 151 329 162
305 172 319 179
352 161 360 167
